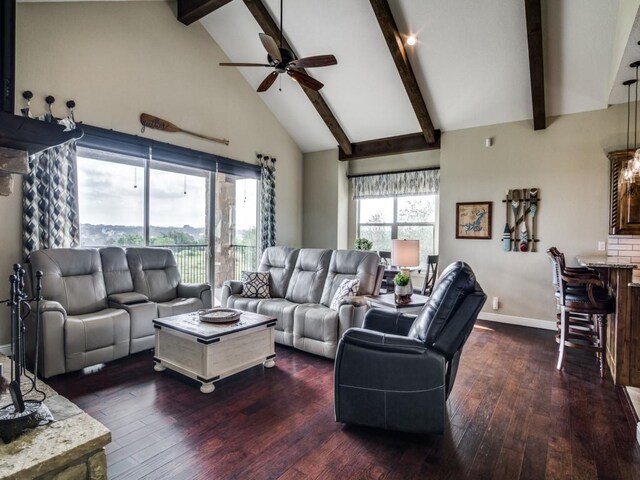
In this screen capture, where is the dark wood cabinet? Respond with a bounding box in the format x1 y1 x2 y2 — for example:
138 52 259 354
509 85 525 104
608 149 640 234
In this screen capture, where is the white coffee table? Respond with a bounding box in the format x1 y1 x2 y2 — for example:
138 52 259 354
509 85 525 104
153 311 276 393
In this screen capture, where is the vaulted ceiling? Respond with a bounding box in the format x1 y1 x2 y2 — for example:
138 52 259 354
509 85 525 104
197 0 626 154
20 0 638 155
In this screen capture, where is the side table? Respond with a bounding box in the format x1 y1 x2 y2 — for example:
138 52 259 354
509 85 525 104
366 293 429 314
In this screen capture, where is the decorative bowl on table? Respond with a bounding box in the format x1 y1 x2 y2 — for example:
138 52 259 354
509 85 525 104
197 308 242 324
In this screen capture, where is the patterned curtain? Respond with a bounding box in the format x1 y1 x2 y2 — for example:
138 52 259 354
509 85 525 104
23 117 80 257
351 168 440 199
258 153 276 251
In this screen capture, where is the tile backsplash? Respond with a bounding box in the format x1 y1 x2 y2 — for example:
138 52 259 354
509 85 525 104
608 235 640 282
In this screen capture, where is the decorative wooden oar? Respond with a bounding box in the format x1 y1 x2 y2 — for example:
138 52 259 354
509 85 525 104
519 189 529 252
140 113 229 146
530 188 538 252
511 189 520 251
503 190 511 251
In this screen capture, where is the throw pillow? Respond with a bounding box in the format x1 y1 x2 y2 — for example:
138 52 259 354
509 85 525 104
241 271 271 298
330 278 360 310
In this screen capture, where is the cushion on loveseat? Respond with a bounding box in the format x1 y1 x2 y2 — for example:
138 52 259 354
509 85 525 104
100 246 136 295
126 248 181 302
258 246 300 298
285 249 332 304
320 250 380 308
257 298 299 346
29 248 109 316
293 304 340 357
64 308 130 371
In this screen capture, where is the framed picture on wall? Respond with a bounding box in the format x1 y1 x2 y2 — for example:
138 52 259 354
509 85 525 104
456 202 492 239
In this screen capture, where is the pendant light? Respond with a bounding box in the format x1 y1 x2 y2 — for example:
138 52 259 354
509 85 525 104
623 79 636 183
632 60 640 173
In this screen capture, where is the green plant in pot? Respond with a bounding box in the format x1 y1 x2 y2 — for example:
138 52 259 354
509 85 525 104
354 238 373 251
393 272 412 298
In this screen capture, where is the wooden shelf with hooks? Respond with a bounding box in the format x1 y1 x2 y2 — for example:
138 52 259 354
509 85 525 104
0 111 83 154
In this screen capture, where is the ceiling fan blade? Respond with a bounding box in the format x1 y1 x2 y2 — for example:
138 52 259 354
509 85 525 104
257 71 279 92
289 55 337 69
287 70 324 91
219 62 271 67
259 33 282 63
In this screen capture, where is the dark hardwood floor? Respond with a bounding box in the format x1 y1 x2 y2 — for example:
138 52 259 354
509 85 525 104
47 320 640 480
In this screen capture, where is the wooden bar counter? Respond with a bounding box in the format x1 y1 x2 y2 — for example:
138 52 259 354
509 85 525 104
577 256 638 386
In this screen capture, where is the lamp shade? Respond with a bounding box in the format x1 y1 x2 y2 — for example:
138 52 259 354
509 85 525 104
391 239 420 268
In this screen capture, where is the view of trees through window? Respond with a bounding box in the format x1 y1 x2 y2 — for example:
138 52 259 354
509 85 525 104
77 150 259 285
358 195 437 266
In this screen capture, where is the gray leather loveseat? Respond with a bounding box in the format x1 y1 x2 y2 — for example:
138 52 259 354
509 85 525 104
220 247 384 358
26 246 212 377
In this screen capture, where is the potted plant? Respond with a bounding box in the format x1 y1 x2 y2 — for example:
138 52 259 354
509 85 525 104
393 272 412 302
354 238 373 251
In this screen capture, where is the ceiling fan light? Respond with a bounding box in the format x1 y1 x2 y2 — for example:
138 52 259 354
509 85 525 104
406 35 417 46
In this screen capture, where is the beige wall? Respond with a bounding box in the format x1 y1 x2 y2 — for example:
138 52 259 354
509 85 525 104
302 105 629 326
439 106 626 324
0 1 303 345
302 149 348 249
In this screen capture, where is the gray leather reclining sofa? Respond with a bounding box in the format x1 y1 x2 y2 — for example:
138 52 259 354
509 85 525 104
26 246 212 378
220 247 384 358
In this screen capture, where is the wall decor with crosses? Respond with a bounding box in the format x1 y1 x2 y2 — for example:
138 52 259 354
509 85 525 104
501 188 540 252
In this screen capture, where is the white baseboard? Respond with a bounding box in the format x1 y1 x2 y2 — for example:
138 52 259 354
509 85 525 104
478 312 556 331
0 344 10 356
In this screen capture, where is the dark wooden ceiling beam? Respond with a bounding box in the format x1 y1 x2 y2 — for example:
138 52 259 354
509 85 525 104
242 0 352 155
339 130 440 161
369 0 435 144
524 0 546 130
177 0 234 26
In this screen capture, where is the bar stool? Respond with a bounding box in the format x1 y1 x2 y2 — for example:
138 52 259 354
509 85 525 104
547 248 615 377
548 247 599 339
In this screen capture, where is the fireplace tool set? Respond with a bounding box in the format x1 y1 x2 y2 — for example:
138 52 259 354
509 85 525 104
0 265 47 443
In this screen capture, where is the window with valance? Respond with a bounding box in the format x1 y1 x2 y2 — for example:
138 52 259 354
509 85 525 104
351 168 440 265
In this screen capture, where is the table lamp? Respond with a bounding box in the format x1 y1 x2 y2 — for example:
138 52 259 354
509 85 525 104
391 239 420 302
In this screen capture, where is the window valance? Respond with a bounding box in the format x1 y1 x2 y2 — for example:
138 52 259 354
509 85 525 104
351 168 439 199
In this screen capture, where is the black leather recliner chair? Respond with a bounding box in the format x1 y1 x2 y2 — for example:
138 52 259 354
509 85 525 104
334 261 486 434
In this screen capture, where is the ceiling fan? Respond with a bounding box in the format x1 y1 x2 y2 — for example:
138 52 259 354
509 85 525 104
219 0 337 93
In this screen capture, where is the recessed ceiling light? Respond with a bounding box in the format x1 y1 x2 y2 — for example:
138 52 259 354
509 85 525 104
406 35 417 46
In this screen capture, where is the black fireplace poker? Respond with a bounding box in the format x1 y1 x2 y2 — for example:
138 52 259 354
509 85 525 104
0 264 46 443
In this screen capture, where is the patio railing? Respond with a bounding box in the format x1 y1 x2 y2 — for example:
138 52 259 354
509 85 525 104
230 244 258 280
161 244 208 284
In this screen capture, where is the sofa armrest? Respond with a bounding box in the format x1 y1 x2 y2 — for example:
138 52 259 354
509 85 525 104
36 300 67 378
220 280 243 307
342 327 427 355
178 283 212 309
336 327 445 392
40 300 67 315
178 282 211 298
336 295 368 308
108 292 149 305
361 308 416 336
337 303 369 340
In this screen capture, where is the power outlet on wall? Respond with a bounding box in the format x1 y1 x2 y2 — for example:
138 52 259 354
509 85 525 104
492 297 499 310
598 241 606 251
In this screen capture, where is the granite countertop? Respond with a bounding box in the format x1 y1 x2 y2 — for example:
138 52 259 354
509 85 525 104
0 354 111 479
576 255 638 269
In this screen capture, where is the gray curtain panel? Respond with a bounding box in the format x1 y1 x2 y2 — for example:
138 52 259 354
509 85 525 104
23 117 80 257
352 169 440 199
258 154 276 251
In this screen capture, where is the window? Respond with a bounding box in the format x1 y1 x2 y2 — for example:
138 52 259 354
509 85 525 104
77 150 145 247
357 194 438 266
77 137 260 290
